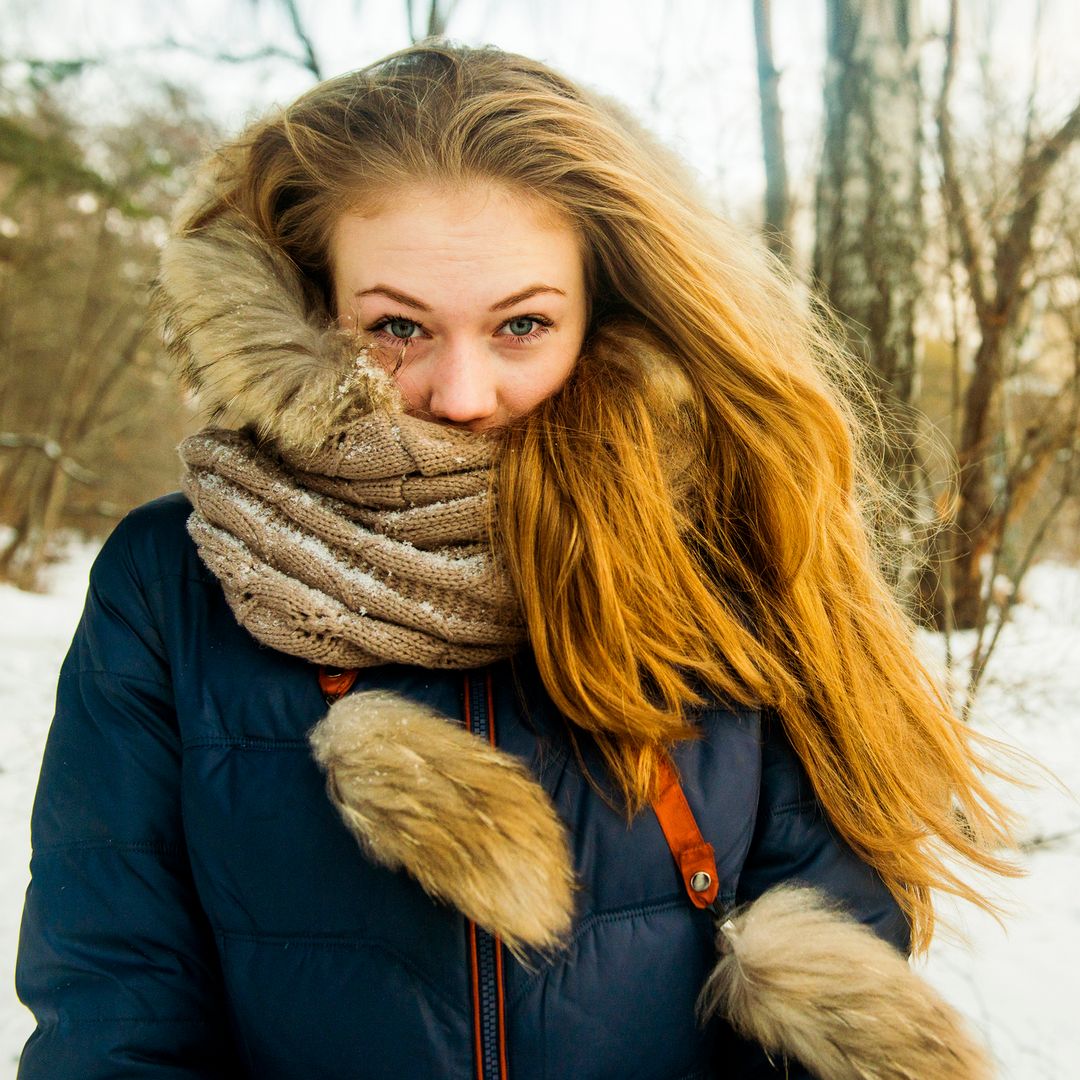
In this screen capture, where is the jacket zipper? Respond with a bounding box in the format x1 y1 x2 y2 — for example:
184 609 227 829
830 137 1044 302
464 670 509 1080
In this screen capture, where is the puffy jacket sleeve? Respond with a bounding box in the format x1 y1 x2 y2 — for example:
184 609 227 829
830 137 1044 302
16 507 242 1078
716 710 911 1078
737 711 910 950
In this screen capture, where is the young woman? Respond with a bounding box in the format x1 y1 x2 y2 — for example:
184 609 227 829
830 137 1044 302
17 42 1014 1079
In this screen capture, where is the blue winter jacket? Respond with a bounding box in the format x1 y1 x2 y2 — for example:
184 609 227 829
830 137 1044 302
16 492 908 1079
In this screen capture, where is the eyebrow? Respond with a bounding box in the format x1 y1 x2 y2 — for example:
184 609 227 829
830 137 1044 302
354 284 566 312
491 284 567 311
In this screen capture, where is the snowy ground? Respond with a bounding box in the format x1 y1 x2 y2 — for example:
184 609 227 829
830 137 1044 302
915 566 1080 1077
1 536 101 1077
1 539 1078 1077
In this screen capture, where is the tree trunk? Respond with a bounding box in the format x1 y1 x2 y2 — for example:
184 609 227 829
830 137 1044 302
950 327 1004 627
814 0 927 598
752 0 791 262
406 0 457 42
8 454 70 591
816 0 923 403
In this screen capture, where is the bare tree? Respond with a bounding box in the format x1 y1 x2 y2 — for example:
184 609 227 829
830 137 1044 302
813 0 926 595
752 0 791 262
0 85 211 589
0 203 159 589
936 0 1080 629
815 0 923 409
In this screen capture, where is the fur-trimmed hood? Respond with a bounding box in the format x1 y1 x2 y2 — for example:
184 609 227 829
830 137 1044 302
154 154 399 456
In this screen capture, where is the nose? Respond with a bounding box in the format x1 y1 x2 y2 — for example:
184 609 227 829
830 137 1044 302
422 339 499 428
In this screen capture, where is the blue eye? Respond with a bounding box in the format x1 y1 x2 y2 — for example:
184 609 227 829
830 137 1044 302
506 317 538 336
384 318 421 340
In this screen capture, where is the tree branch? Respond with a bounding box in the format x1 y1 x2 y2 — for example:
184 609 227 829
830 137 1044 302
159 38 314 75
1018 826 1080 853
994 97 1080 308
936 0 990 321
0 434 98 484
278 0 323 79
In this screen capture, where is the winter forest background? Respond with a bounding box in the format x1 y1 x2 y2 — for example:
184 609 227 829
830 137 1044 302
1 0 1079 1075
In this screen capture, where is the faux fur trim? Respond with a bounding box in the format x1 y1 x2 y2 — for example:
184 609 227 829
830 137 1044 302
699 886 993 1080
308 689 575 959
152 154 398 455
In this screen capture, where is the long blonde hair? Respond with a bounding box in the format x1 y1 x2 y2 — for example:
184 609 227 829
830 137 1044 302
187 42 1019 951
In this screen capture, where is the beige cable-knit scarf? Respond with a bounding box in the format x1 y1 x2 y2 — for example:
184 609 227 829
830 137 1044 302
179 412 525 670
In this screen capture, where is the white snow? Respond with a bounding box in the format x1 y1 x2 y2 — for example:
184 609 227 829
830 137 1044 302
914 564 1080 1076
0 538 98 1076
1 544 1078 1077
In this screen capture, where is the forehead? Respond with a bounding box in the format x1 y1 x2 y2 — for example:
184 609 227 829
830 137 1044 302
329 181 586 291
347 179 573 231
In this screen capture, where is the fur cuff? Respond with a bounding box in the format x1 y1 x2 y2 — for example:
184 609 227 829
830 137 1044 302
308 690 575 959
698 886 993 1079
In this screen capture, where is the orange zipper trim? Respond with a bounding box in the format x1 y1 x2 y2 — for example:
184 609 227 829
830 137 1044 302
463 672 509 1080
487 672 510 1080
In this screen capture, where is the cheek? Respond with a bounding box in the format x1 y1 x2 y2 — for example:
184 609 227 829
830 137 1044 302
502 346 579 414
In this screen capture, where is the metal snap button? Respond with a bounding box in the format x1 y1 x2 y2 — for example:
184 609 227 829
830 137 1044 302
690 871 712 892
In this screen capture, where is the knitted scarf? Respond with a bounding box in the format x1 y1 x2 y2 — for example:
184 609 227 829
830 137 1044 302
178 412 525 671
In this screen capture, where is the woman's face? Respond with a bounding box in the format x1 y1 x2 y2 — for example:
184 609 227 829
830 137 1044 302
330 182 588 431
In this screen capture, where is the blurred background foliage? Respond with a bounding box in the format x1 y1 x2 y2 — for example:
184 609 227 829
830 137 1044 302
0 69 219 589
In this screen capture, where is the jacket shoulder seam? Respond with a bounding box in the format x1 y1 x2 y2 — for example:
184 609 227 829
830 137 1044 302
767 797 821 818
182 736 311 751
32 839 186 858
69 668 172 691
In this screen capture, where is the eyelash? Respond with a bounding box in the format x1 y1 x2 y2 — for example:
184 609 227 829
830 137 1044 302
366 313 554 346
